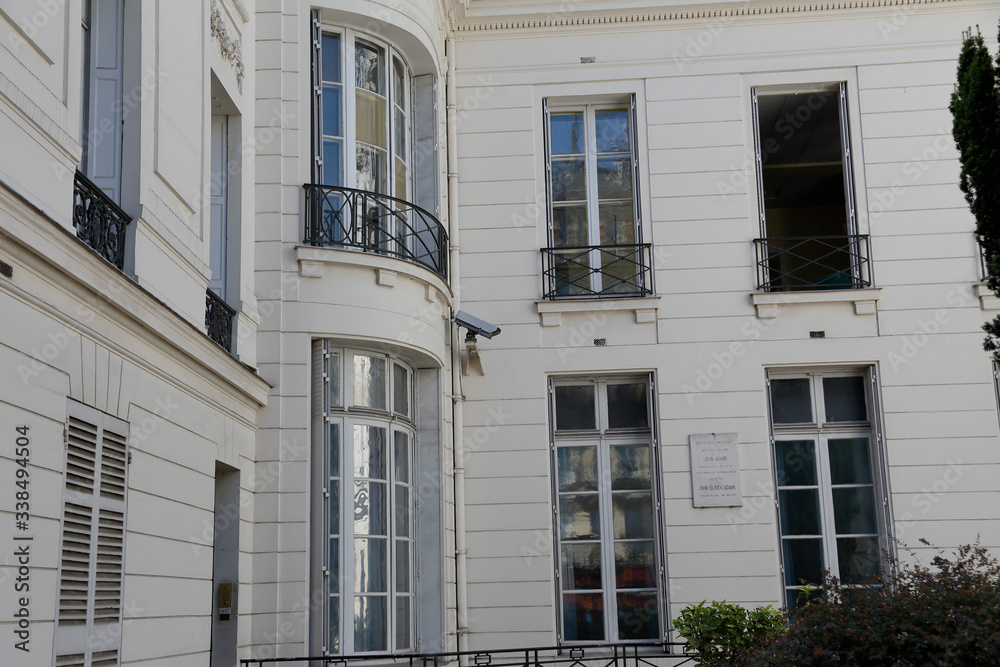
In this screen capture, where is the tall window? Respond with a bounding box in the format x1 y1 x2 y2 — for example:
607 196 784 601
313 343 416 653
543 100 648 298
752 84 869 291
80 0 125 203
313 24 411 200
54 402 129 666
767 371 888 606
550 377 663 643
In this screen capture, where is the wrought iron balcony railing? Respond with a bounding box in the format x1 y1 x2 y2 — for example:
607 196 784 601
541 244 654 300
73 171 131 270
754 234 872 292
303 184 448 280
206 289 237 353
240 641 696 667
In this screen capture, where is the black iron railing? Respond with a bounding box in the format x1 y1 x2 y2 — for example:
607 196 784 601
206 289 237 353
754 235 871 292
240 641 696 667
303 184 448 280
73 171 131 270
541 244 654 300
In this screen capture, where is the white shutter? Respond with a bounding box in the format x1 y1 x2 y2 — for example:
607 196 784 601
85 0 125 204
55 404 129 667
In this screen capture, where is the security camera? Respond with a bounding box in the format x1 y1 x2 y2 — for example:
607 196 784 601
455 310 501 340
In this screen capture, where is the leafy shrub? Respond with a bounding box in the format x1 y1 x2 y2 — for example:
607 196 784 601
750 542 1000 666
673 600 785 666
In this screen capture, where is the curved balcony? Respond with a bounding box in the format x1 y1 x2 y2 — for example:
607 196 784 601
303 184 448 280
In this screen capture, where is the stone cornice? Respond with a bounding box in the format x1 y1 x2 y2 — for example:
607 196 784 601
454 0 963 33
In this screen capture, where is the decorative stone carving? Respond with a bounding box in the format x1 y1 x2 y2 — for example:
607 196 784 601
210 0 244 90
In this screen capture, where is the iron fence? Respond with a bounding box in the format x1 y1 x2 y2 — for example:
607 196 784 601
541 244 654 299
206 289 237 353
754 234 871 292
73 171 131 270
303 184 448 280
240 641 696 667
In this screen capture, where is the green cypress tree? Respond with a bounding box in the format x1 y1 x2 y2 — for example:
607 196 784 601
950 22 1000 353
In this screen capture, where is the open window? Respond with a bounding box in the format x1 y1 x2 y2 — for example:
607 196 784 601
752 84 870 292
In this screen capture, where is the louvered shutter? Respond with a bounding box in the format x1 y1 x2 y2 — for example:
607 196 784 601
54 403 129 667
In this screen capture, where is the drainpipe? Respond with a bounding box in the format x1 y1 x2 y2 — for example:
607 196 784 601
446 33 470 655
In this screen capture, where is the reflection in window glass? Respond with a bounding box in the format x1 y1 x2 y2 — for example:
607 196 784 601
354 355 387 410
555 385 596 430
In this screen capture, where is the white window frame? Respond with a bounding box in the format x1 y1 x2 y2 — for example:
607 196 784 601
543 97 645 298
315 343 417 655
766 368 891 607
312 16 413 202
548 375 666 644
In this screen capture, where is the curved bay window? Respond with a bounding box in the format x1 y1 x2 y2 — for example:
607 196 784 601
313 343 417 653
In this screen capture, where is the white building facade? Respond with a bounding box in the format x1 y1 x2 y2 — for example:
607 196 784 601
2 0 1000 664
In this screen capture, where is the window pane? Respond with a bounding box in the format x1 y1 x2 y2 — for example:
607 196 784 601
356 91 388 149
559 494 601 540
554 385 596 430
600 246 641 295
598 201 635 246
329 423 341 478
561 543 602 590
356 143 387 194
328 593 340 652
550 112 584 155
782 538 824 587
329 351 341 407
355 43 381 93
562 593 604 641
393 431 410 484
610 445 650 490
551 157 587 202
833 487 877 535
393 58 405 110
612 492 654 539
322 34 341 84
614 541 656 589
322 84 342 137
557 446 598 492
617 591 658 640
354 480 387 536
393 364 410 417
394 485 410 537
552 206 589 247
353 356 387 410
354 595 387 652
329 481 340 536
828 438 873 485
322 139 342 187
354 538 387 592
775 440 817 486
394 109 406 160
596 156 633 201
779 489 821 535
552 250 591 296
395 540 410 592
395 596 411 649
770 378 812 423
607 383 648 428
329 537 340 595
595 110 630 153
353 424 386 479
837 536 881 584
823 376 867 422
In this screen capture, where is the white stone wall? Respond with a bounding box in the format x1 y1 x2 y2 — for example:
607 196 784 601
453 0 1000 648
